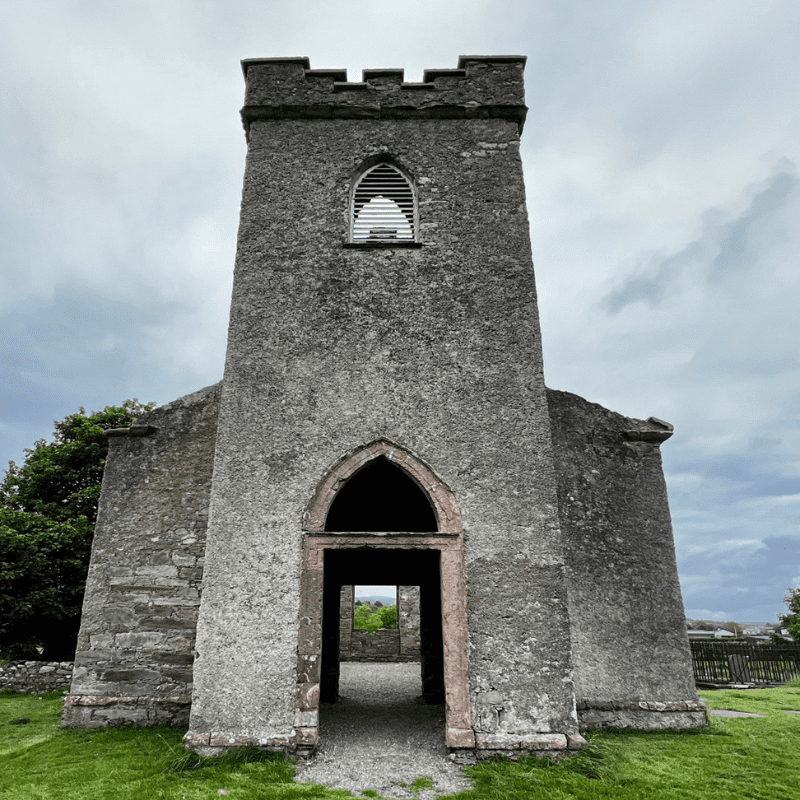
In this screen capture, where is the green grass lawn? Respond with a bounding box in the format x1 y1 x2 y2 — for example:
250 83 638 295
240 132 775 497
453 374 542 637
2 684 799 799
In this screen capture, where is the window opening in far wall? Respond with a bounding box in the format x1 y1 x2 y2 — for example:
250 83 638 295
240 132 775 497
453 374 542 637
353 585 397 631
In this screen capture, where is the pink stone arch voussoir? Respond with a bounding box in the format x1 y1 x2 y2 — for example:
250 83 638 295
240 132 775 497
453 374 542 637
303 438 463 533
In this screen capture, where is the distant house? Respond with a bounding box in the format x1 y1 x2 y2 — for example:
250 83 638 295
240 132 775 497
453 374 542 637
686 629 739 640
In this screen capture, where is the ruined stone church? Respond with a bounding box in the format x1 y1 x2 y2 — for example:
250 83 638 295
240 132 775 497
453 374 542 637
63 55 705 758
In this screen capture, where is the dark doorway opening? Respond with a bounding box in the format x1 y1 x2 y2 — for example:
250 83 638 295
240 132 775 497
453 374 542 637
299 440 472 750
325 457 437 532
320 548 444 704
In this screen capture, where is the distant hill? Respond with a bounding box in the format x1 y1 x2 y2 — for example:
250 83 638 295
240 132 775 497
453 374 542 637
354 594 396 606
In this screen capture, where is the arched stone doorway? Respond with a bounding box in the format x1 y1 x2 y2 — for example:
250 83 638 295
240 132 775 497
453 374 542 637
295 439 474 750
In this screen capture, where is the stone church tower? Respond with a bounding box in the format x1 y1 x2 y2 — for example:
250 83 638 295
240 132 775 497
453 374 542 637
63 56 705 758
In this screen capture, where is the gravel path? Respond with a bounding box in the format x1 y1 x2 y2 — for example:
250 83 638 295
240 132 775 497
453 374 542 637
295 662 472 798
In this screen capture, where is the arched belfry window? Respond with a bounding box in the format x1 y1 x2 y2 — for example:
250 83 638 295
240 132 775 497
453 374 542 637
350 163 417 243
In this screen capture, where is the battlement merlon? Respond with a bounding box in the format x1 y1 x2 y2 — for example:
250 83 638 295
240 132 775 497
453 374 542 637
239 55 528 135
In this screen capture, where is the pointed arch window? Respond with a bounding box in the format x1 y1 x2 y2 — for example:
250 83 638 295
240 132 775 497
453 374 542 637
349 163 418 244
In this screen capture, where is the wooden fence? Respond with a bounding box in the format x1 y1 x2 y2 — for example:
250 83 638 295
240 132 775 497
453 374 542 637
691 641 800 685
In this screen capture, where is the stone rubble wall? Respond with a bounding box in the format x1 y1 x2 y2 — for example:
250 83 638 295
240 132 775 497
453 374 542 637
343 630 407 662
62 383 221 729
398 586 421 658
0 661 73 694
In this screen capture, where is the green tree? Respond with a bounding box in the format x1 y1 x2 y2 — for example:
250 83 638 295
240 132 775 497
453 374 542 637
376 604 397 630
0 400 153 660
779 587 800 641
352 602 397 633
353 602 379 632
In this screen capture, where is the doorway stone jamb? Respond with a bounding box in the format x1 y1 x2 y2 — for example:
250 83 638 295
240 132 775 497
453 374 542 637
295 439 474 751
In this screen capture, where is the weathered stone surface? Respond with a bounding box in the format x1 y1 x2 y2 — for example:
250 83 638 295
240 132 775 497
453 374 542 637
296 682 320 711
293 709 319 728
294 727 318 746
190 53 566 751
102 669 162 683
468 558 578 738
567 734 588 750
93 706 150 723
0 660 73 694
240 56 527 131
62 56 700 757
579 708 707 731
446 728 476 749
520 734 568 750
62 383 220 727
548 389 702 715
61 695 191 727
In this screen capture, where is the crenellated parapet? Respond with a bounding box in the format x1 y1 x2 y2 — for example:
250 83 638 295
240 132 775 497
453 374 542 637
240 55 527 133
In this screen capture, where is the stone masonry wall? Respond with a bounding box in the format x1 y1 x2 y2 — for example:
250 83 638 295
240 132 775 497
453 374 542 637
240 56 527 132
62 383 221 728
64 56 700 753
343 630 404 661
339 586 421 662
1 661 73 694
189 55 578 754
547 388 706 731
398 586 421 658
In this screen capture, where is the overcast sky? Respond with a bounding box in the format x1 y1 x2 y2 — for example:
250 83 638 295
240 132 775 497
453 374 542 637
2 1 799 624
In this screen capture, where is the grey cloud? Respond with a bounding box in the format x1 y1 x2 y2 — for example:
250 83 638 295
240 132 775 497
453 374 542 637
708 168 798 283
681 536 800 621
600 163 798 314
600 241 703 312
1 0 799 624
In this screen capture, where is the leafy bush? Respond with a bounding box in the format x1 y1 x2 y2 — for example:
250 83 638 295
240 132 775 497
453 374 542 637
353 602 396 633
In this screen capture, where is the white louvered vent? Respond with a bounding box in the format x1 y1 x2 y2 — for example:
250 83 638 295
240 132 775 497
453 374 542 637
351 164 416 242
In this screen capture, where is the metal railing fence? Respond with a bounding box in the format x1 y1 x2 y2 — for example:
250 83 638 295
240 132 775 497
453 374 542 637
691 641 800 684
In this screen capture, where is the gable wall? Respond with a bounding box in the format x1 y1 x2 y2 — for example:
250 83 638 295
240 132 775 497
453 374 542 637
547 388 705 730
62 383 221 728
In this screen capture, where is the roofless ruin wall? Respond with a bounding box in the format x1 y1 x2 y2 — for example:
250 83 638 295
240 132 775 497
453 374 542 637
63 56 704 752
63 384 220 727
547 389 704 729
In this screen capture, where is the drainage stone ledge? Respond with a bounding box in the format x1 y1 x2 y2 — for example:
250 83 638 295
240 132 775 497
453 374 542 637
61 695 191 727
579 708 708 731
184 730 304 758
